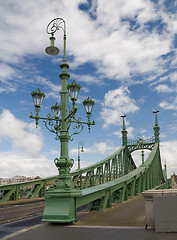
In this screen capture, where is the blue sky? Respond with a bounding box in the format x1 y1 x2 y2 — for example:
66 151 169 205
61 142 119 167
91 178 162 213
0 0 177 178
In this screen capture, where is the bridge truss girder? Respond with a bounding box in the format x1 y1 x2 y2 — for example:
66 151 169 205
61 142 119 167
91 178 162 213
0 143 170 223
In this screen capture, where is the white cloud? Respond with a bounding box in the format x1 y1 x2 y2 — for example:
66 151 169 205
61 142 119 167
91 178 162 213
170 51 177 68
0 0 177 180
100 87 139 128
93 142 117 154
159 98 177 110
149 76 168 87
70 73 103 85
160 141 177 178
126 127 135 138
0 64 15 83
70 141 118 156
0 0 176 89
35 76 61 94
169 71 177 83
0 110 59 178
0 151 57 178
131 149 150 167
111 126 134 139
69 0 172 80
0 110 43 156
154 84 174 93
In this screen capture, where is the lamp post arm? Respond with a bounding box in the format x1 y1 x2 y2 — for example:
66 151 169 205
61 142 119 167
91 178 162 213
29 113 59 121
30 112 61 135
46 18 66 61
69 119 95 125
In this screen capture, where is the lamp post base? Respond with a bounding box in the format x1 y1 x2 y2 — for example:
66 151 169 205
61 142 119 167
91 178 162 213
42 189 82 223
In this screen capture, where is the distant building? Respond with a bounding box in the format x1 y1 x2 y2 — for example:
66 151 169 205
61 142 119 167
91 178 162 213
34 176 41 180
0 178 10 185
10 175 27 184
171 173 177 187
0 175 41 185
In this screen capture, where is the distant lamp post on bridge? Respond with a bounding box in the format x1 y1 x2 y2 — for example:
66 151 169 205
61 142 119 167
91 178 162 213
78 141 84 170
139 137 144 164
30 18 95 223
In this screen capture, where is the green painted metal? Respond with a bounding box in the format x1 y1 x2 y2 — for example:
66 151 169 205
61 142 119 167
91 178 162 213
42 195 77 223
0 145 133 203
0 143 170 219
121 115 128 146
0 140 170 223
0 176 57 202
153 111 160 143
0 101 171 224
0 140 170 222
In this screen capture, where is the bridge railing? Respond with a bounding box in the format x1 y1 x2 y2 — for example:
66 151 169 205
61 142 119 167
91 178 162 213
0 146 137 202
76 143 169 211
0 176 57 202
71 146 136 189
0 143 169 206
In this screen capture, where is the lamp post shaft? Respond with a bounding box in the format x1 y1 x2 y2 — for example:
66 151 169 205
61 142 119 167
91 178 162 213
59 61 70 169
63 34 66 61
78 145 81 170
62 20 66 61
48 19 74 179
50 19 72 178
142 147 144 164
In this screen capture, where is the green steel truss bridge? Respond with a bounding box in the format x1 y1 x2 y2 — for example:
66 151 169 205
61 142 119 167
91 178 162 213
0 114 171 221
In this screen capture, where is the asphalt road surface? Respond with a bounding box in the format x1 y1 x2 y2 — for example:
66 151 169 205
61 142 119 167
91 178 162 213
1 195 177 240
0 200 44 225
2 223 177 240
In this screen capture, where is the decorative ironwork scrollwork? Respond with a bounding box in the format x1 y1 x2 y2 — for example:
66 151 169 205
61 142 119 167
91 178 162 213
44 114 60 140
46 18 65 35
69 118 84 141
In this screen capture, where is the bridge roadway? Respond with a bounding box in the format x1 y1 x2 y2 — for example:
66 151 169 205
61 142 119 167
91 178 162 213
1 195 177 240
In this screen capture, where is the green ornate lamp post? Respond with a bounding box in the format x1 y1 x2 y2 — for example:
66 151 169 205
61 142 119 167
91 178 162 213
139 137 144 164
78 141 84 170
163 160 167 181
30 18 95 223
